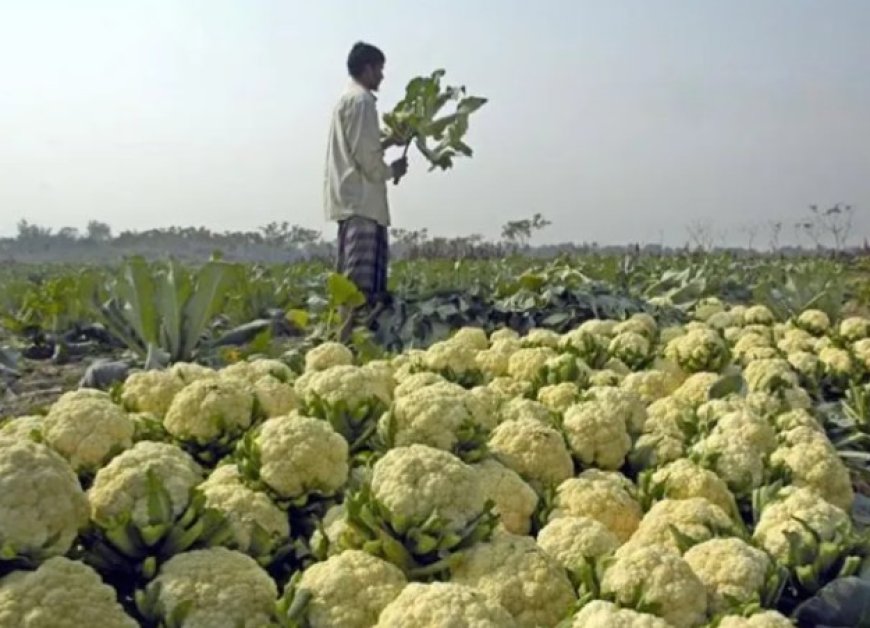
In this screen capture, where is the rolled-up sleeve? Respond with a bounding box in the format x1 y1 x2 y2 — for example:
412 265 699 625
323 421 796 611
345 96 392 183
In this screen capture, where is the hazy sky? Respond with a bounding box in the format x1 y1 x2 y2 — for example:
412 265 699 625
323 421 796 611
1 0 868 246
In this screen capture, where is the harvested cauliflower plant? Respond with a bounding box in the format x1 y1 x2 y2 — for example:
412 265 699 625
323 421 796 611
1 304 869 628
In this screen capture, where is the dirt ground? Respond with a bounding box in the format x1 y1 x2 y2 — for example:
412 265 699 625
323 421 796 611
1 359 89 416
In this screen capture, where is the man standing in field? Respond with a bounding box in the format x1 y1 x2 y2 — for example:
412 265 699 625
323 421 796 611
324 42 407 325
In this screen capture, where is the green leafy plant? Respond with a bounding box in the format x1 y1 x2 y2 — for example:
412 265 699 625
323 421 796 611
381 69 487 181
95 256 238 367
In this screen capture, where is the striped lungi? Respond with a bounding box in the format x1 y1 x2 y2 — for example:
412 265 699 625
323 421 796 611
336 216 389 304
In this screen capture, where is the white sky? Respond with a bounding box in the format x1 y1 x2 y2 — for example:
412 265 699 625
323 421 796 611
0 0 868 246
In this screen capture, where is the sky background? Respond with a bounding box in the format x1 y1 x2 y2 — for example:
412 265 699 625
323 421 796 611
0 0 868 247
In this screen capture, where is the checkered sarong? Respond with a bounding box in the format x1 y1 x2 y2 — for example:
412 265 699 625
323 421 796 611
336 216 389 304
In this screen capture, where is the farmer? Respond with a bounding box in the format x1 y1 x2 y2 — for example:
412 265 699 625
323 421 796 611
323 41 408 325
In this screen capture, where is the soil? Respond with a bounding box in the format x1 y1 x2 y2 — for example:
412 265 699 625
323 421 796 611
1 358 90 416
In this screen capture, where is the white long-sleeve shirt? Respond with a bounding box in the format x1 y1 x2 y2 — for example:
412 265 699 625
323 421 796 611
323 81 393 226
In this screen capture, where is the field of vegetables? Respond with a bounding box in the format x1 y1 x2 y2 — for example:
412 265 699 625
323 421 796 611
2 251 870 627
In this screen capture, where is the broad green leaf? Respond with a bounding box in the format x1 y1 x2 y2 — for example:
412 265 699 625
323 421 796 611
121 257 159 346
326 273 365 309
179 261 231 361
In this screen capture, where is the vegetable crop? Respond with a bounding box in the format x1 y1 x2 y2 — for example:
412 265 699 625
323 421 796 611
2 300 870 628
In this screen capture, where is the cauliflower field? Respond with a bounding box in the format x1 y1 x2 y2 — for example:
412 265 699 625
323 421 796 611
3 299 870 627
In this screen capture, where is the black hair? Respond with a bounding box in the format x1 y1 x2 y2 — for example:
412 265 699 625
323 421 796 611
347 42 385 78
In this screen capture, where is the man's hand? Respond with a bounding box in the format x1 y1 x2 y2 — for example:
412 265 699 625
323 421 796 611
390 157 408 183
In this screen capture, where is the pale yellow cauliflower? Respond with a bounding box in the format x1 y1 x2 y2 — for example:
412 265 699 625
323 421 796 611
536 515 619 571
375 582 517 628
379 382 492 455
0 437 89 560
752 486 853 564
371 445 486 532
452 326 490 350
623 498 738 556
716 611 794 628
683 537 771 614
649 459 738 518
0 557 137 628
163 377 254 446
305 342 354 372
551 472 642 543
120 369 185 416
87 441 203 530
474 459 538 535
251 414 349 499
569 600 672 628
743 359 800 393
507 347 557 382
143 547 277 628
451 531 577 628
488 417 574 489
562 399 631 470
294 550 407 628
840 316 870 341
536 382 581 413
601 544 707 628
42 391 134 473
197 464 289 558
769 428 854 511
609 331 652 370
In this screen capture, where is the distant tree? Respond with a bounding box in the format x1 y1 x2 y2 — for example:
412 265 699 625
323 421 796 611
86 220 112 241
57 226 80 240
501 213 551 248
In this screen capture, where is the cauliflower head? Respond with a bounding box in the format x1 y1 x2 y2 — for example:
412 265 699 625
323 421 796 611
474 459 538 535
536 382 581 413
488 417 574 489
568 600 672 628
294 550 406 628
562 400 631 470
840 316 870 342
0 557 137 628
87 441 204 529
624 498 738 556
305 342 354 372
250 414 349 500
769 431 853 511
752 486 853 565
143 547 277 628
451 326 490 350
584 385 647 436
507 347 558 382
796 309 831 335
197 464 289 558
379 383 490 457
649 459 738 519
375 582 517 628
609 332 652 370
451 531 577 628
600 544 707 628
163 377 254 446
716 611 794 628
371 445 486 531
551 473 642 543
0 437 88 560
42 392 134 473
252 376 299 418
537 516 619 571
620 370 678 404
665 327 730 373
683 537 771 614
120 369 185 416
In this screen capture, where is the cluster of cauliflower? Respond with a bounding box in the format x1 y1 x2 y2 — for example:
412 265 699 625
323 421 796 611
0 302 868 628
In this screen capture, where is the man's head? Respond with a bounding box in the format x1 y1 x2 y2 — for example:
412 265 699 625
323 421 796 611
347 42 385 91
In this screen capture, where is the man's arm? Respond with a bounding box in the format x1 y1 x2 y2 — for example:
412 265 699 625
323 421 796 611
346 96 395 183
